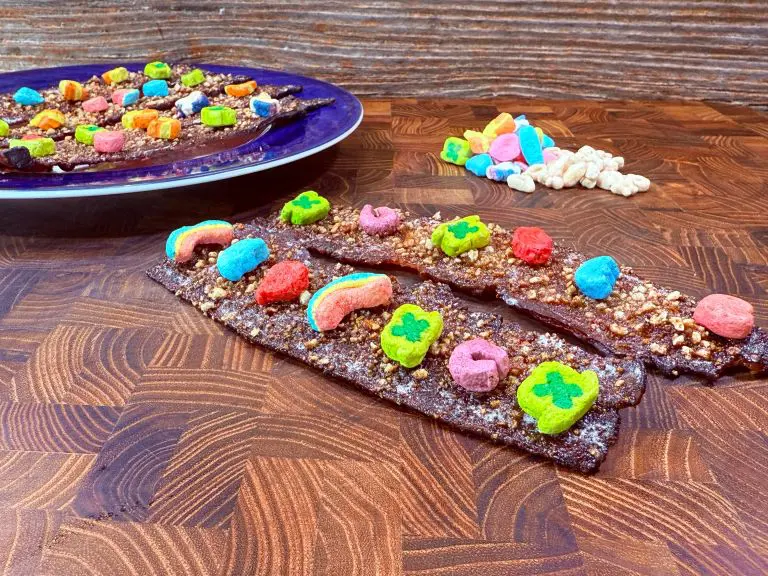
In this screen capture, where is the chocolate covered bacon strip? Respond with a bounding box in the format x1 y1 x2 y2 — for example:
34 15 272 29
147 222 646 472
268 207 767 380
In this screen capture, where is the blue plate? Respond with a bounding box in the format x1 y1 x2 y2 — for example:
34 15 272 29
0 63 363 199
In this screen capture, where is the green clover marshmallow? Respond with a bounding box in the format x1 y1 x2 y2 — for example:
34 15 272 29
0 119 8 137
8 137 56 158
440 136 472 166
431 215 490 257
75 124 105 145
181 68 206 87
280 190 331 226
381 304 443 368
517 361 599 435
144 61 172 79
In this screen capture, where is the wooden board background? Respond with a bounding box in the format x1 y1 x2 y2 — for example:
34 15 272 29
0 1 767 108
0 98 767 574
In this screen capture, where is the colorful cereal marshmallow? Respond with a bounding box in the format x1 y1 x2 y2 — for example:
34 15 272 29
82 96 109 113
465 153 493 177
142 79 169 98
144 61 172 79
102 66 130 85
216 238 271 282
307 273 393 332
181 69 206 87
448 339 510 392
517 361 599 435
381 304 443 368
147 117 181 140
574 256 620 300
8 137 56 158
165 220 234 263
121 109 160 130
13 87 44 106
463 130 492 154
29 109 67 130
59 80 88 101
431 215 491 257
201 105 237 127
255 261 310 305
175 91 209 117
517 125 544 166
0 119 8 137
280 191 330 226
511 227 553 265
225 80 257 98
488 133 521 163
359 204 401 236
249 92 279 117
482 112 516 139
93 130 126 153
75 124 105 145
440 137 472 166
693 294 754 339
112 88 140 107
485 161 520 181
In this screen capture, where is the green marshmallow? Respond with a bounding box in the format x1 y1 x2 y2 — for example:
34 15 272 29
381 304 443 368
431 215 490 257
201 105 237 127
75 124 105 145
181 68 206 87
517 361 599 435
0 119 8 137
279 191 330 226
8 137 56 158
440 137 472 166
144 61 172 79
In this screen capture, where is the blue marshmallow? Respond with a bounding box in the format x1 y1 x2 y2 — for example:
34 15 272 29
517 125 544 166
465 153 494 177
249 93 278 118
13 87 44 106
542 134 555 148
175 91 209 117
486 161 521 181
514 114 529 129
143 79 169 98
574 256 620 300
216 237 270 282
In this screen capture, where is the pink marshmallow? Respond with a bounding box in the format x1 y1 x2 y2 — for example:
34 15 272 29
693 294 754 339
542 149 560 164
93 130 126 153
448 339 510 392
83 96 109 113
359 204 401 236
488 133 521 163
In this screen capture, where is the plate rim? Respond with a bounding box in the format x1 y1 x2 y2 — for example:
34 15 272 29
0 63 363 199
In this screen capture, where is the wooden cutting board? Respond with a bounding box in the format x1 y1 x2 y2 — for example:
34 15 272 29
0 98 766 575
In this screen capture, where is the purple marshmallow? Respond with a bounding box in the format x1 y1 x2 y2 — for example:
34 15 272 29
359 204 401 236
448 339 510 392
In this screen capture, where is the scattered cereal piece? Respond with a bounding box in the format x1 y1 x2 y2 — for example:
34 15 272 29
431 215 490 257
517 361 599 435
201 105 237 127
225 80 257 97
693 294 754 339
122 109 159 130
13 87 44 106
216 237 270 282
512 227 553 265
165 220 234 263
59 80 87 101
359 204 401 236
255 260 309 305
142 79 169 98
82 96 109 113
280 191 330 226
307 273 393 332
249 91 279 117
102 66 129 85
112 88 140 106
381 304 443 368
147 117 181 139
448 339 510 392
93 130 125 153
75 124 105 145
574 256 620 300
8 137 56 158
29 109 66 130
175 91 209 117
440 137 472 166
181 68 206 87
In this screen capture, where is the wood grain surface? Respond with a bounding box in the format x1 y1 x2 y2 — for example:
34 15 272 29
1 98 767 575
1 1 767 108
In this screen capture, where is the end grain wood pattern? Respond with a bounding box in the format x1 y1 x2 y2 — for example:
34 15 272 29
1 98 768 574
0 1 767 108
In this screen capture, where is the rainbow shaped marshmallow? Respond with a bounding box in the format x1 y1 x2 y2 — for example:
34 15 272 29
165 220 234 263
307 272 393 332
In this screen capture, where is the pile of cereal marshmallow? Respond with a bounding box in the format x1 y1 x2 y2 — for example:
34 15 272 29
440 112 651 197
